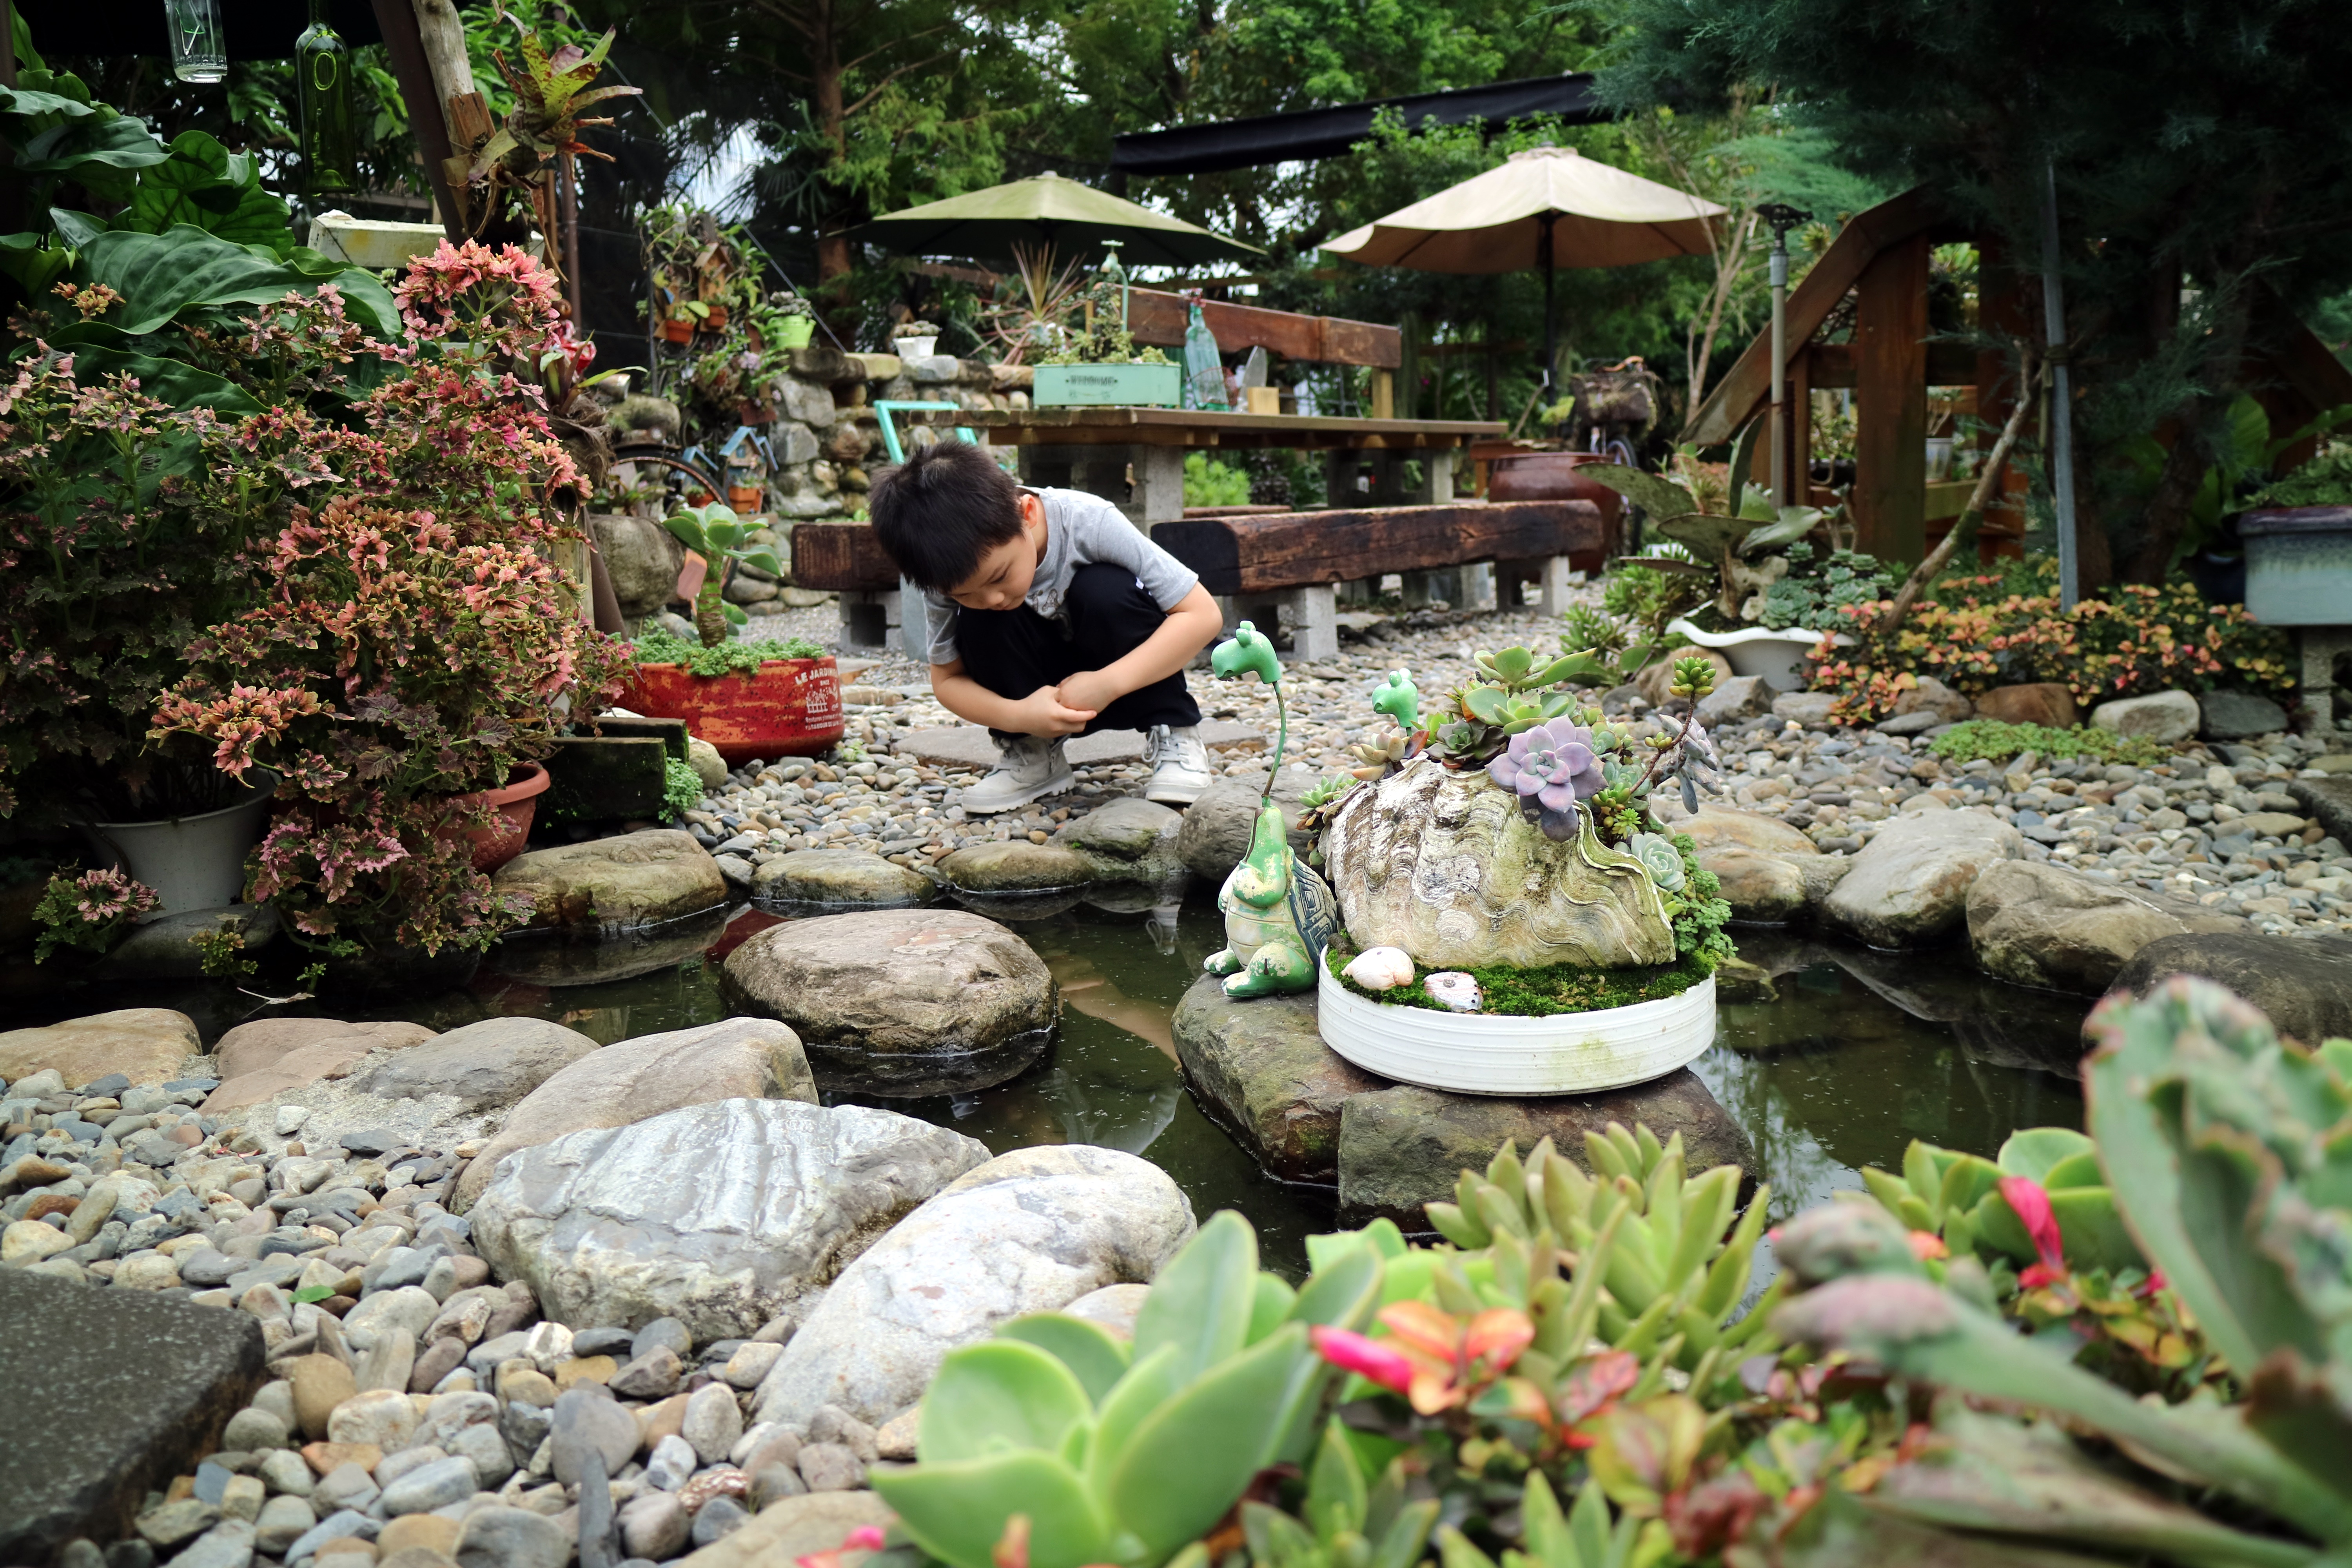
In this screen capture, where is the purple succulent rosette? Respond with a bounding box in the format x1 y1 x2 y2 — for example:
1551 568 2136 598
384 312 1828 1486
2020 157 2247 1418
1487 719 1606 839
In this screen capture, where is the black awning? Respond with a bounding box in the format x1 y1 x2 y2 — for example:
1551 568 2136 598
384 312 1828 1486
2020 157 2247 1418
1111 74 1609 177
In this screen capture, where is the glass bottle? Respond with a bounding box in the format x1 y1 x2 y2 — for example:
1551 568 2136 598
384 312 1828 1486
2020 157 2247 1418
295 0 358 194
163 0 227 83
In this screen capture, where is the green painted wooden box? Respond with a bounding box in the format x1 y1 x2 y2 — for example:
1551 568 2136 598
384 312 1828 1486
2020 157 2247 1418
1033 361 1182 408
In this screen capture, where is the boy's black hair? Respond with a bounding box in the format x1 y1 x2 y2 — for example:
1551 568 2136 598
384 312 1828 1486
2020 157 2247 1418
867 441 1025 592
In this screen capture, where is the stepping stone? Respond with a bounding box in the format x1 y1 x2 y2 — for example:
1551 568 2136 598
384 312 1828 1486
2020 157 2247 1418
719 909 1058 1096
751 849 933 907
896 719 1263 771
493 829 729 932
0 1267 265 1562
0 1009 199 1090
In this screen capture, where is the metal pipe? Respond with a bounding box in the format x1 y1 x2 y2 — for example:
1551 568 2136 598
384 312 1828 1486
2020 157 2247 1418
1769 230 1789 506
2040 158 2079 609
1538 212 1558 400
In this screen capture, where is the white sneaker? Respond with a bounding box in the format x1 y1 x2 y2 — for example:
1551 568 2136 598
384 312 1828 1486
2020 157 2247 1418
1144 724 1215 805
962 735 1074 814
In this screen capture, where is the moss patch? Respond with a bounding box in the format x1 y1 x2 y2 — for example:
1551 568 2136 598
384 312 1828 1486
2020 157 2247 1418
630 629 826 676
1326 940 1711 1018
1928 719 2165 768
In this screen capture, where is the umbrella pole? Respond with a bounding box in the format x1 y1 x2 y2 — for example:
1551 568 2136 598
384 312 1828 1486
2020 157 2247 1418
1539 212 1558 403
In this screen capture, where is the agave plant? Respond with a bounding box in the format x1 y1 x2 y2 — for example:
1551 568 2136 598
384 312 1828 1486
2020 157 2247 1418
1581 423 1824 624
872 1211 1383 1568
664 499 784 646
1769 978 2352 1565
463 25 641 238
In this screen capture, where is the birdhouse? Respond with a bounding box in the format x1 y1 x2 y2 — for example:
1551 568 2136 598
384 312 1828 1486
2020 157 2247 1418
719 426 773 516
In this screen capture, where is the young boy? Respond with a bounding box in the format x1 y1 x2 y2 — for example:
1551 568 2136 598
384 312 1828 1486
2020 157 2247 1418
868 440 1225 813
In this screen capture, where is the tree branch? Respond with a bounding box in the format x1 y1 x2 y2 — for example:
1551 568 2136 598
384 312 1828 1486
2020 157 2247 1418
842 52 956 118
1877 351 2044 636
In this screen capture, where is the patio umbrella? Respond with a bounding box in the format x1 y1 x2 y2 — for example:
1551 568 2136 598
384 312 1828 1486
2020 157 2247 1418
851 171 1263 271
1323 145 1725 394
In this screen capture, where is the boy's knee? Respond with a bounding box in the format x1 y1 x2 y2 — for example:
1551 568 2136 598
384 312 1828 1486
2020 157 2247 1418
1063 562 1155 615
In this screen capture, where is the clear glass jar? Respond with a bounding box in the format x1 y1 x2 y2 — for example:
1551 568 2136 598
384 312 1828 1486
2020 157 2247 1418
163 0 227 83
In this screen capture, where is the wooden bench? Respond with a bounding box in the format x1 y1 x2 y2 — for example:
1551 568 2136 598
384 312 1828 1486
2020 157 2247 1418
1152 499 1604 659
792 498 1602 658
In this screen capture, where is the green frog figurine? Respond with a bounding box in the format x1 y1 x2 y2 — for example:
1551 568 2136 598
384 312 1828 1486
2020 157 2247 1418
1203 622 1338 998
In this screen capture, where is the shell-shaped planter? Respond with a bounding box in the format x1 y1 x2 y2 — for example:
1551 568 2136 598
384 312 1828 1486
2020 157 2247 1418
1665 618 1848 691
1321 758 1674 971
1317 952 1717 1096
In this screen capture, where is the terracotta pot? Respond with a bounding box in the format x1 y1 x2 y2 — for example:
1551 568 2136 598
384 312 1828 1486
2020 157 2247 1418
457 760 550 872
661 317 695 344
1488 451 1624 567
727 486 763 514
702 305 729 332
623 657 845 764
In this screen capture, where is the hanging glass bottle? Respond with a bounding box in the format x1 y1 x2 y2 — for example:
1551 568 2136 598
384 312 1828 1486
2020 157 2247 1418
162 0 228 83
295 0 358 194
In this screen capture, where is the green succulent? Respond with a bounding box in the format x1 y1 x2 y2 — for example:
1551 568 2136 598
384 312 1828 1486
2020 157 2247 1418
872 1211 1383 1568
664 500 785 647
1240 1419 1440 1568
1772 978 2352 1563
1417 1131 1777 1374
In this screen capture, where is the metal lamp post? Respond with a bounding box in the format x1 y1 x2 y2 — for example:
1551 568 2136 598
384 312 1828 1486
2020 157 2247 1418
1757 203 1811 507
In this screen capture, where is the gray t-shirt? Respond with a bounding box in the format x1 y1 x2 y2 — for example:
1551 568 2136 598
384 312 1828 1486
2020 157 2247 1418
921 487 1200 666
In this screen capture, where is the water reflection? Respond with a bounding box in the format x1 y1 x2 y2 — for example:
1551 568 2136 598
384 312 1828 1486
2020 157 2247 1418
10 891 2098 1284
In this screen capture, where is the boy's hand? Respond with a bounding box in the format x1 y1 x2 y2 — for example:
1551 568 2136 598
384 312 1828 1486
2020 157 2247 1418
1056 668 1125 717
1015 685 1096 737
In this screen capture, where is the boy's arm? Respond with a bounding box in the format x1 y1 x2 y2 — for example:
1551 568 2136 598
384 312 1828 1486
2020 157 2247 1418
1056 583 1222 716
929 660 1097 737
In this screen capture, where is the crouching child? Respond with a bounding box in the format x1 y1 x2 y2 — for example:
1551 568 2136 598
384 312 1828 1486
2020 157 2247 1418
868 441 1223 813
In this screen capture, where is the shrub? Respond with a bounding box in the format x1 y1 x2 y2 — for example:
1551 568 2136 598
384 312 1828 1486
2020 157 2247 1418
1810 561 2293 722
151 243 627 956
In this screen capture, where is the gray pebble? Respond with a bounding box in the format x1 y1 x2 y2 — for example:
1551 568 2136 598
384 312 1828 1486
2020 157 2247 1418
796 1442 866 1492
170 1521 256 1568
455 1504 569 1568
630 1317 691 1361
310 1463 378 1514
642 1433 697 1492
690 1497 750 1548
378 1453 477 1515
617 1492 688 1561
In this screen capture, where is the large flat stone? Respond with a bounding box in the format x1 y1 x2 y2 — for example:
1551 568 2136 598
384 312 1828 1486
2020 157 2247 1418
1337 1075 1757 1229
1172 769 1319 883
753 1146 1194 1426
719 909 1058 1096
1699 848 1849 924
2289 776 2352 846
203 1020 441 1113
673 1492 893 1568
2104 932 2352 1047
1966 860 2245 995
493 830 730 933
350 1018 601 1114
1171 975 1382 1183
469 1099 989 1340
455 1018 818 1208
898 719 1262 771
0 1267 266 1561
1171 973 1753 1225
0 1009 199 1089
1820 808 2022 949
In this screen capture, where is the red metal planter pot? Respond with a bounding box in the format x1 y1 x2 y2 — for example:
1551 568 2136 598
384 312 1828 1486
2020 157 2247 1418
623 657 846 765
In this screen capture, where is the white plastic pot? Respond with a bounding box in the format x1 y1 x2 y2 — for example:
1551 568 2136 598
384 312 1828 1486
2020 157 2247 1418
895 335 940 358
1666 618 1844 692
83 775 276 917
1317 953 1716 1096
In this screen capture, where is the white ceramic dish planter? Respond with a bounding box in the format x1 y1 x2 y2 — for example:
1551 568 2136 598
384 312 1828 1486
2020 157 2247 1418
1666 618 1846 692
1316 951 1717 1096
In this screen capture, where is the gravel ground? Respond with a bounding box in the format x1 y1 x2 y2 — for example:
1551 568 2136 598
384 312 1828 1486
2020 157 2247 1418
686 591 2352 936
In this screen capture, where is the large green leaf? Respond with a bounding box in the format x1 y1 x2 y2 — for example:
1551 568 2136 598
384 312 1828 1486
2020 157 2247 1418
0 84 100 123
125 131 294 253
1086 1342 1184 1492
1132 1209 1259 1385
872 1450 1112 1568
43 338 261 416
0 230 72 295
1579 463 1699 524
997 1313 1132 1407
18 113 172 201
76 225 396 339
1107 1323 1315 1562
1999 1128 2096 1182
1287 1242 1383 1334
1739 506 1825 554
917 1339 1094 1465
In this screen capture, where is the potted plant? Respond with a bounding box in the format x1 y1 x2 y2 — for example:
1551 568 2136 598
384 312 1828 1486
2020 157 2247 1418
151 242 630 983
617 501 845 762
891 318 943 358
1265 637 1734 1095
2238 445 2352 631
1583 435 1848 689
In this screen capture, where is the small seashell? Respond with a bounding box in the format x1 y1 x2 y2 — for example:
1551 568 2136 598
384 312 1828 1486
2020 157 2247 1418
1423 971 1481 1012
1341 945 1415 991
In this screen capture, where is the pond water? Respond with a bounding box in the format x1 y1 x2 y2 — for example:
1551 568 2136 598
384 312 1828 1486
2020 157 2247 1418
10 892 2093 1279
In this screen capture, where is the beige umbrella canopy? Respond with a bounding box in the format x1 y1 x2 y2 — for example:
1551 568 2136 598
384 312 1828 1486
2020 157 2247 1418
1324 145 1726 391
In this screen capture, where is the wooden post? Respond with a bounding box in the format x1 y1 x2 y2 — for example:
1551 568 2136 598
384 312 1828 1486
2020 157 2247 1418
1789 347 1814 504
1370 370 1395 421
1973 232 2034 561
370 0 466 240
1851 232 1930 563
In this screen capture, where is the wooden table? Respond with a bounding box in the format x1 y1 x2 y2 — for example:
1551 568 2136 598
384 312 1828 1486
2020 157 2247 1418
903 406 1504 530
